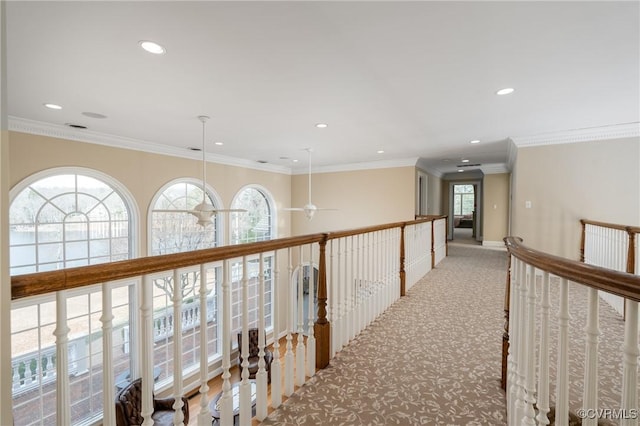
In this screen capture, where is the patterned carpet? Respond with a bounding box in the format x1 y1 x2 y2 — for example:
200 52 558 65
263 245 509 425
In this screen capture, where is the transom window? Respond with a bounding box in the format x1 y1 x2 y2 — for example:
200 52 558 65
9 170 133 275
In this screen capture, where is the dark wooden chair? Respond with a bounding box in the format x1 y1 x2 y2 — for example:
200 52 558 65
237 328 273 383
114 377 189 426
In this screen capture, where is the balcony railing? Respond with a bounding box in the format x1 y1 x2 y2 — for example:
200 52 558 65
10 215 447 425
503 218 640 425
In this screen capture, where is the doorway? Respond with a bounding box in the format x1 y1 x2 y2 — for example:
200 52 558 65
451 184 480 244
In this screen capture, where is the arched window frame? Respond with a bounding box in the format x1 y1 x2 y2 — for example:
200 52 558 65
9 167 139 274
147 178 225 255
230 184 276 245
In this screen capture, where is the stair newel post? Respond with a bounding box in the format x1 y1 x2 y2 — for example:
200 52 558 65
501 252 511 392
580 219 587 263
626 227 636 275
400 223 406 297
306 244 316 376
315 235 331 369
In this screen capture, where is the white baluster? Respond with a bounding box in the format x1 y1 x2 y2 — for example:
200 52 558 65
284 249 295 397
582 287 600 426
172 270 185 425
197 265 211 426
140 275 154 426
555 278 570 426
507 257 518 425
256 254 268 421
342 237 349 347
219 261 233 425
271 251 282 408
54 290 71 426
101 283 116 426
329 240 337 359
523 265 537 425
514 260 528 424
306 246 316 378
239 257 252 426
295 247 306 387
621 299 639 426
334 239 343 353
536 271 551 425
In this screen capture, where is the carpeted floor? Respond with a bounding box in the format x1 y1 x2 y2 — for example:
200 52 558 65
262 245 509 425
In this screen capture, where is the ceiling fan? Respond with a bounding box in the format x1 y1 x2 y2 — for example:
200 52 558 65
152 115 245 227
284 148 337 220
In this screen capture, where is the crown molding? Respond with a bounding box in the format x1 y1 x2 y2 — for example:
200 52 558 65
291 157 420 175
511 122 640 147
480 163 510 175
8 116 291 175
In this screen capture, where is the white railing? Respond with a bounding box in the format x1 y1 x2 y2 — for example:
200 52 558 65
10 217 448 425
581 220 639 316
504 236 640 426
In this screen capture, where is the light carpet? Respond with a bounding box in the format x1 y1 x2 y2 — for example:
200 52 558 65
262 245 509 425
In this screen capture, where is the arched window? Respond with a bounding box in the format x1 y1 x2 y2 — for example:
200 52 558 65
9 168 137 424
149 179 221 255
148 179 222 383
9 169 135 275
230 186 274 244
229 186 275 336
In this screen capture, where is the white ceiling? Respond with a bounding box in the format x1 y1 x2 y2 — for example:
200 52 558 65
5 1 639 175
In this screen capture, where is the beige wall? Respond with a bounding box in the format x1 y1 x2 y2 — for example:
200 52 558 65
482 173 510 245
8 131 292 255
511 137 640 259
290 166 416 235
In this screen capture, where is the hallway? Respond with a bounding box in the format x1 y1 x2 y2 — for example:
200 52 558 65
262 245 508 425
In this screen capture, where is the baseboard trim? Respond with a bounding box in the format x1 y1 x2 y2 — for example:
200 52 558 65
482 241 506 248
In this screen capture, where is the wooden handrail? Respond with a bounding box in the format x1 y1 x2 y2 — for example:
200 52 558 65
504 236 640 302
11 216 449 301
11 233 325 300
580 218 630 232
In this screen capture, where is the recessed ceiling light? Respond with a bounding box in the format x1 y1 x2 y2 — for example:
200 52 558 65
293 159 299 163
458 169 464 173
315 123 328 128
377 150 385 154
462 159 469 163
215 142 224 146
139 40 166 55
82 112 107 119
496 87 515 96
44 103 62 110
470 140 480 144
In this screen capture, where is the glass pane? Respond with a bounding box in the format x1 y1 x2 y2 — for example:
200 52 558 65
10 188 45 224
